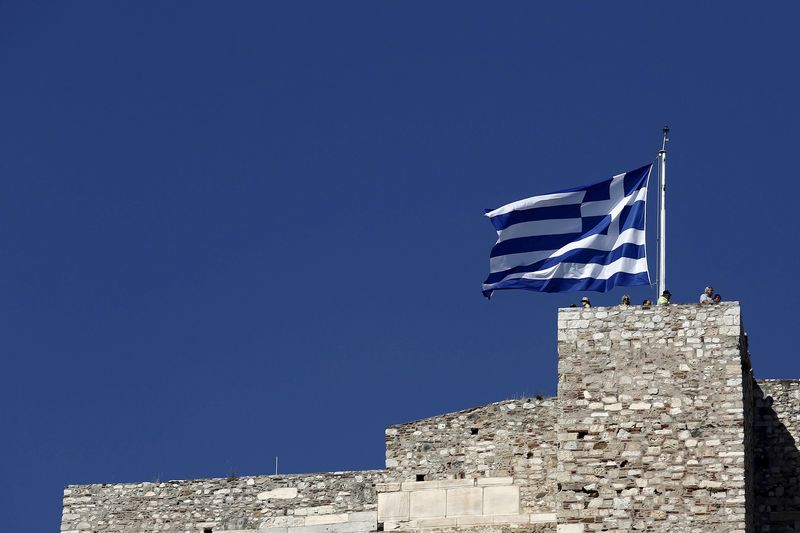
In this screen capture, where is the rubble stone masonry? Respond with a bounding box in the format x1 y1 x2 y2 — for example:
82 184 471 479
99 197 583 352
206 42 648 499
556 303 750 532
62 470 390 533
384 398 558 515
753 379 800 531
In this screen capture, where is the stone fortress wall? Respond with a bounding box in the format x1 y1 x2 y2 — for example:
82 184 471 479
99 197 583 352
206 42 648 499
384 398 558 515
62 303 800 533
557 303 750 532
752 379 800 531
62 471 390 533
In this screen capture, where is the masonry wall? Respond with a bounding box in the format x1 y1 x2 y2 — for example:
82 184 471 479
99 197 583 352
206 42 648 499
62 470 390 533
384 398 558 516
556 303 750 532
753 379 800 531
376 477 556 532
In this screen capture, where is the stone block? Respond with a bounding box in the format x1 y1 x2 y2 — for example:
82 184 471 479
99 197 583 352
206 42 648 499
455 515 495 526
346 512 376 523
258 528 288 533
482 485 519 515
401 479 473 491
445 487 483 516
557 524 585 533
304 514 349 526
491 514 530 524
295 506 336 516
416 517 457 527
257 487 298 500
409 488 446 518
291 521 374 533
378 491 409 521
476 476 513 486
530 512 557 523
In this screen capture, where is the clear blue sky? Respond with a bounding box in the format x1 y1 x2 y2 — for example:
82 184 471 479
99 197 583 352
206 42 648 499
1 3 798 531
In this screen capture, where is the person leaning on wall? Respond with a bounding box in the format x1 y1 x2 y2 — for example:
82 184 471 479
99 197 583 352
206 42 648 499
700 286 714 304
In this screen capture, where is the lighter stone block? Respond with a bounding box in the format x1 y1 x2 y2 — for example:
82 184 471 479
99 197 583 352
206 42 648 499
304 514 349 526
377 491 409 521
482 485 519 515
293 522 374 533
409 489 446 518
491 514 530 524
455 516 495 525
401 479 473 491
476 476 513 486
416 517 457 527
445 487 483 516
257 487 298 500
530 512 557 523
346 512 377 522
557 525 585 533
258 528 288 533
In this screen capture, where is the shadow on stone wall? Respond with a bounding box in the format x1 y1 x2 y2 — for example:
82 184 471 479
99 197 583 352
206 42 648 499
753 382 800 531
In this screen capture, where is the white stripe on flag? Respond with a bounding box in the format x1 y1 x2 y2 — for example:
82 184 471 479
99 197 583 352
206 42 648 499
485 190 586 218
495 218 582 240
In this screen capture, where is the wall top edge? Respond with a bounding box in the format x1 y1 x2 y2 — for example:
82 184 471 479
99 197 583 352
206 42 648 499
65 468 389 491
385 396 557 430
557 301 740 313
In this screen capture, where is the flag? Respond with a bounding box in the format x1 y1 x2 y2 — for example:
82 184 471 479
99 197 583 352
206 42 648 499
482 164 652 298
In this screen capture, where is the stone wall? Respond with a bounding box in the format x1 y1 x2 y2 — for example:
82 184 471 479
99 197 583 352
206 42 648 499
384 399 558 515
555 303 750 532
62 470 390 533
376 477 555 531
753 379 800 531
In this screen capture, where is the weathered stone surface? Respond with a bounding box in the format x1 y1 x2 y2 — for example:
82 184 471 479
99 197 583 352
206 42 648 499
409 488 446 518
61 471 388 533
377 491 408 521
483 485 520 516
556 303 751 532
385 397 557 515
446 487 483 516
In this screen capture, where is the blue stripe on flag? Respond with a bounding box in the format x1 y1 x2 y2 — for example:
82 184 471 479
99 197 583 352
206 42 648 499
581 215 611 236
487 204 581 232
484 243 646 285
482 271 650 296
619 200 645 232
489 232 582 257
623 164 651 196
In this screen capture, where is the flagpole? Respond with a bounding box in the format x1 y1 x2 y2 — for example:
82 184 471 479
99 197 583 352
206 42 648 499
658 126 669 298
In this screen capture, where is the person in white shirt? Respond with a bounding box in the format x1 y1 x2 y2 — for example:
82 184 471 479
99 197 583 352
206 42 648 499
700 286 714 304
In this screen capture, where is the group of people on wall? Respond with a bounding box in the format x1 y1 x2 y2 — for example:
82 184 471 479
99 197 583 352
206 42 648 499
576 286 723 309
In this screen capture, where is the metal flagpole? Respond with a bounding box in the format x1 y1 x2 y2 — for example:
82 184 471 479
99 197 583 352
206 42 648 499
658 126 669 298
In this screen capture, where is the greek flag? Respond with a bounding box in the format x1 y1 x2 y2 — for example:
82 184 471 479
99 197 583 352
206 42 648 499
483 164 652 297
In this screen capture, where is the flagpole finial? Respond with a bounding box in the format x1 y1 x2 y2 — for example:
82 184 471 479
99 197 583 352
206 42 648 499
661 126 670 152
